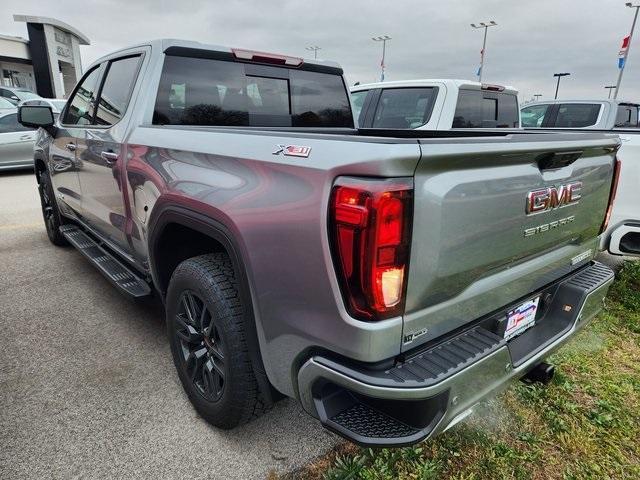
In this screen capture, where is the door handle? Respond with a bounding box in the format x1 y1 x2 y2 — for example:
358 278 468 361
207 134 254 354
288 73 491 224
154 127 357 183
65 143 76 152
20 134 33 141
101 151 119 163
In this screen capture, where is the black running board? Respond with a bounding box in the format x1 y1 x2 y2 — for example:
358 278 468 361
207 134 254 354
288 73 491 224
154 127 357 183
60 225 151 298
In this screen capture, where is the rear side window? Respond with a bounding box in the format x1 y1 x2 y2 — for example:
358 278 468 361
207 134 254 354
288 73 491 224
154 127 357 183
94 56 141 126
553 104 601 127
615 105 639 128
521 104 551 127
153 55 352 128
63 66 102 125
371 87 437 128
452 90 519 128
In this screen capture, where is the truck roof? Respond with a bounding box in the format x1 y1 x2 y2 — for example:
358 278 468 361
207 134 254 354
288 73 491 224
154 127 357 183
90 38 343 72
350 78 518 96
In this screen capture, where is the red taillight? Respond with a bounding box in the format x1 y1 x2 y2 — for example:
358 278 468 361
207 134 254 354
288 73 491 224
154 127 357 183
329 177 413 320
600 157 622 234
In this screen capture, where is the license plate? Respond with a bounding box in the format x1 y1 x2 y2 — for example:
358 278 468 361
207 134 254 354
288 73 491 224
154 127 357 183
504 296 540 340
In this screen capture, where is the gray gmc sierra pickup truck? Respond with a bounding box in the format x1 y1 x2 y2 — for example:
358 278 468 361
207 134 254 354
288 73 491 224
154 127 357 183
18 39 620 447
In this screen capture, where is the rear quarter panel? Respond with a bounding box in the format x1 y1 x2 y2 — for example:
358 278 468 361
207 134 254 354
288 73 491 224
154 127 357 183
125 126 421 395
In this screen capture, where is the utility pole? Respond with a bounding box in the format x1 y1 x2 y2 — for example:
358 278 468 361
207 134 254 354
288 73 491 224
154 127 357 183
471 21 497 83
372 35 391 82
553 73 571 99
534 94 542 101
614 2 640 99
305 46 321 59
605 85 617 99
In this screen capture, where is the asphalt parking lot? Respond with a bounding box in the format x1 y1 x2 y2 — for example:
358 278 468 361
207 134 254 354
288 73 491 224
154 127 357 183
0 170 338 479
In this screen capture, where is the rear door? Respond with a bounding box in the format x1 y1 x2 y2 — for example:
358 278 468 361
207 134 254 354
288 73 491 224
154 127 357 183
0 113 36 168
75 53 144 251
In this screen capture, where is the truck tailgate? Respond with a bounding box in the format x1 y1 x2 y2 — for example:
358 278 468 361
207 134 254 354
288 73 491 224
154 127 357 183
403 132 619 351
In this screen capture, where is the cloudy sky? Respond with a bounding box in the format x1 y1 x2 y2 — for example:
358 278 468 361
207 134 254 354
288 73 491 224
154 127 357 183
2 0 639 102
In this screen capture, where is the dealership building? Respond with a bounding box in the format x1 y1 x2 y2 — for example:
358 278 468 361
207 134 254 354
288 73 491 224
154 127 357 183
0 15 89 99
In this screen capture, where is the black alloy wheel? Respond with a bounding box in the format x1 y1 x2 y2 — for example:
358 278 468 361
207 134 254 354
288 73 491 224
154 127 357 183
174 290 226 401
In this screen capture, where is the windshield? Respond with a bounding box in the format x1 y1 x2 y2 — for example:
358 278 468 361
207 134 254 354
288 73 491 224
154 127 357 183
0 97 15 109
51 100 68 111
351 90 367 125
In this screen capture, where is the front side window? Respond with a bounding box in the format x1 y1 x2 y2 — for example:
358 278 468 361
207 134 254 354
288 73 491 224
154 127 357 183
94 56 141 126
452 90 519 128
554 104 601 128
521 104 550 127
63 66 102 125
0 113 33 133
372 87 438 128
153 55 352 128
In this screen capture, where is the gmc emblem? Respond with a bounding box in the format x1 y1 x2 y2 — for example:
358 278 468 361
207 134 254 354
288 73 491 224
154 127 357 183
526 182 582 215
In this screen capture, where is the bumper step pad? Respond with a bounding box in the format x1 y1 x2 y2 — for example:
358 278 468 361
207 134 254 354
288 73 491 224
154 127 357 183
331 403 419 439
60 225 151 298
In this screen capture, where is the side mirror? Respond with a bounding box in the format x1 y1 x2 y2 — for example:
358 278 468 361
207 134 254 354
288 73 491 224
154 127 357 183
18 105 55 130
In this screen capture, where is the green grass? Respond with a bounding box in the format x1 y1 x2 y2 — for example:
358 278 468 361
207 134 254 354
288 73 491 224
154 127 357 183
286 261 640 480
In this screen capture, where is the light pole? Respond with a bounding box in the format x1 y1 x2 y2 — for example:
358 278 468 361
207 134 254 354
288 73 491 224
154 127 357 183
605 85 617 99
305 46 321 59
534 94 543 101
553 73 571 99
471 21 497 83
372 35 391 82
614 2 640 99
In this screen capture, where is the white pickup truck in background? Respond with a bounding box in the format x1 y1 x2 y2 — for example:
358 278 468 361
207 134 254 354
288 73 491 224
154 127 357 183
521 99 640 257
350 79 520 130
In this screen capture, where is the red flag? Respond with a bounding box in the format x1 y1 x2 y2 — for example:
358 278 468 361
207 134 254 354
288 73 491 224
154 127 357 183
622 35 630 49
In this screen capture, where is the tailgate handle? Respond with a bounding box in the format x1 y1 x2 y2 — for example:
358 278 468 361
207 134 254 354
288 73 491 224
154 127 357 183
536 150 583 170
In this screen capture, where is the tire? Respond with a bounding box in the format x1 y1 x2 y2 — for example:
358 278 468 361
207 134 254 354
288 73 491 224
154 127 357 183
37 167 68 246
166 253 268 428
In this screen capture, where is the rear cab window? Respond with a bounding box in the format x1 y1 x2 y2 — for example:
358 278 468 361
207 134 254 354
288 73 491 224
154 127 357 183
615 105 639 128
452 89 519 128
153 52 353 128
553 104 601 128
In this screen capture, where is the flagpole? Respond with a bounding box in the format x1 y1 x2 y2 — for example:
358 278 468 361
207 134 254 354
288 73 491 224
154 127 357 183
614 2 640 99
471 21 497 83
372 35 391 82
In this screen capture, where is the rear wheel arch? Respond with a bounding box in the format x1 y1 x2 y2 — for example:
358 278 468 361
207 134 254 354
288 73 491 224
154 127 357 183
147 205 279 402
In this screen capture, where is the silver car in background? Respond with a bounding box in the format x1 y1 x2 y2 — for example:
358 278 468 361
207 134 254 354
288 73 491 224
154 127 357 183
0 111 36 170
